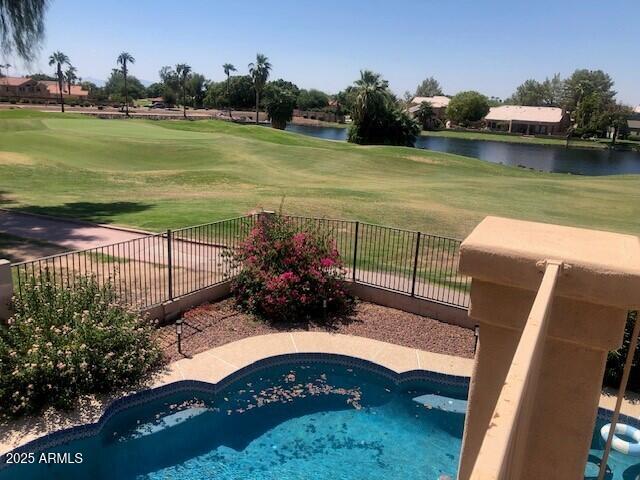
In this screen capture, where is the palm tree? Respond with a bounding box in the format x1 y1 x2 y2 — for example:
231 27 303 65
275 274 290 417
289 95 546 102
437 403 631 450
222 63 236 118
48 51 70 112
64 65 77 94
248 53 271 124
117 52 135 117
352 70 389 125
175 63 191 119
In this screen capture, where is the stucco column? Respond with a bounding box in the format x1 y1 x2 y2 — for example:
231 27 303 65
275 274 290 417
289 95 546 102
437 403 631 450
0 259 13 322
457 217 640 480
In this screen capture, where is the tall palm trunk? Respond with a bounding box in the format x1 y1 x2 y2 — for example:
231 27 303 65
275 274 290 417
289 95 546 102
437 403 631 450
182 83 187 119
226 74 232 119
57 66 65 113
124 68 129 117
255 90 260 124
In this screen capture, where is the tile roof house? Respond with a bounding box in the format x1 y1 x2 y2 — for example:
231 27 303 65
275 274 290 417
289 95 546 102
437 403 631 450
485 105 569 135
0 76 49 98
407 96 451 128
0 76 88 101
39 80 89 98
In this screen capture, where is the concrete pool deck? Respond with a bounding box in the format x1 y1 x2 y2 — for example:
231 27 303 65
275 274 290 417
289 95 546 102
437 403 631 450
0 332 637 456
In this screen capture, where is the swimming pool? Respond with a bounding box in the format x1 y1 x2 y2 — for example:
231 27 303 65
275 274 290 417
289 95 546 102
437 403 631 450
1 356 638 479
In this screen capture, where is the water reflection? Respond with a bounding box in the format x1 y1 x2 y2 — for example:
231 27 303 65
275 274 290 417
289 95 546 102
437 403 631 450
284 124 640 176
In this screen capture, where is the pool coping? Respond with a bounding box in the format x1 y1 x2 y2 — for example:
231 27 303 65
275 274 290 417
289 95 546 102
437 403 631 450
0 331 637 464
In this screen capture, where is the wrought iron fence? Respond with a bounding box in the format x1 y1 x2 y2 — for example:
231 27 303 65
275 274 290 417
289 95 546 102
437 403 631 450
11 213 470 310
283 216 470 308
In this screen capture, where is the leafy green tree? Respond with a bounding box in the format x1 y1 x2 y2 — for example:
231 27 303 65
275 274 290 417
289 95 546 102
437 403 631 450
145 82 164 98
335 87 357 116
446 91 490 126
268 78 300 97
542 73 564 106
222 63 236 117
103 69 146 103
26 72 56 81
64 65 77 94
248 53 272 124
415 76 443 97
48 51 70 112
507 79 546 106
188 72 207 108
159 66 180 106
297 88 329 110
116 52 135 116
348 70 419 146
80 80 106 102
562 69 616 113
508 74 565 107
264 84 297 129
204 75 255 110
0 0 47 60
605 103 632 145
175 63 192 118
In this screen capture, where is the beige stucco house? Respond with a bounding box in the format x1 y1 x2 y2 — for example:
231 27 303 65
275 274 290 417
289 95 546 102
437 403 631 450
0 76 88 102
407 95 450 127
485 105 569 135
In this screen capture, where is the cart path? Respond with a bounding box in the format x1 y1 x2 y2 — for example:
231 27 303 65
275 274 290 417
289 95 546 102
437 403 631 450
0 210 149 252
1 210 469 307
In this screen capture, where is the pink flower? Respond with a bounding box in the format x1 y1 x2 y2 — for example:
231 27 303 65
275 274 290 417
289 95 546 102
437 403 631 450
320 258 335 268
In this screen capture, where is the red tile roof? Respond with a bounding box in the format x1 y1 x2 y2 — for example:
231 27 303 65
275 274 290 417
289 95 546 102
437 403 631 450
0 76 33 87
41 81 89 97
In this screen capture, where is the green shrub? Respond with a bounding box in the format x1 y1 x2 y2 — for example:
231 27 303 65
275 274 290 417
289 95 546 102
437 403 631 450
604 311 640 391
0 273 163 417
225 214 355 322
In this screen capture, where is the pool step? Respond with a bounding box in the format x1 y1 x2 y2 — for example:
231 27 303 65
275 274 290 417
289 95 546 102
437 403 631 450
412 394 467 414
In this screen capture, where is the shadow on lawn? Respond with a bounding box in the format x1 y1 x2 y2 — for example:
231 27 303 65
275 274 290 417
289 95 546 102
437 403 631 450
18 201 153 224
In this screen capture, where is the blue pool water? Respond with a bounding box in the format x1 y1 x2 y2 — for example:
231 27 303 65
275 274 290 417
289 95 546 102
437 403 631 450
1 360 638 479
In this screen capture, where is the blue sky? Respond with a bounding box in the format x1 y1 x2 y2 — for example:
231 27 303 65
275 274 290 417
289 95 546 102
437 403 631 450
7 0 640 105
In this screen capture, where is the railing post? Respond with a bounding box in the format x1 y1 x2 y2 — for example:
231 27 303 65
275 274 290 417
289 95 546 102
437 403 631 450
411 232 421 297
0 259 13 323
352 221 359 282
167 229 173 300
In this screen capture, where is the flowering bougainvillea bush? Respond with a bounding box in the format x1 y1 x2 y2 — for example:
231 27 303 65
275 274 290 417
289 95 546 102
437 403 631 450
226 214 355 322
0 274 163 417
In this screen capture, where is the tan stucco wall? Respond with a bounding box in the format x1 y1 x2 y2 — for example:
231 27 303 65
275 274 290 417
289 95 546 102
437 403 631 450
457 216 640 480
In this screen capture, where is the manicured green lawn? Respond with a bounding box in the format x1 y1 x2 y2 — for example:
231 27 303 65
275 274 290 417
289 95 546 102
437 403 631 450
0 109 638 239
421 129 640 150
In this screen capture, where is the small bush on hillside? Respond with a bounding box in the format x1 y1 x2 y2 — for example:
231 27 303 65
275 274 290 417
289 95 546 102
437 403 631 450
225 214 355 322
0 274 163 417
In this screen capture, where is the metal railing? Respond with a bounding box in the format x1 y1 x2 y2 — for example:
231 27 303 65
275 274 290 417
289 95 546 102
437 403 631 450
11 214 470 310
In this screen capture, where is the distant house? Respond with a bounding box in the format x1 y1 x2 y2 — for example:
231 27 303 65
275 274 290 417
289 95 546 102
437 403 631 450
0 76 50 99
38 80 89 99
0 76 88 101
485 105 569 135
407 95 450 118
628 107 640 138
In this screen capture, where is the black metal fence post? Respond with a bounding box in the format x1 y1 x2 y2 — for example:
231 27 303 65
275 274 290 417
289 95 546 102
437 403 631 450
352 221 359 282
167 229 173 300
411 232 421 297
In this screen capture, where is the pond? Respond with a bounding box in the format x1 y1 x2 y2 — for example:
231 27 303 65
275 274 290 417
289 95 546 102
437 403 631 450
285 124 640 176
